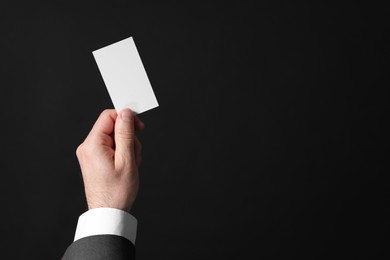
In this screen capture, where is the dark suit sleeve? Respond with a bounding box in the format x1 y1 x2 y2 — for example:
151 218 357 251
62 235 135 260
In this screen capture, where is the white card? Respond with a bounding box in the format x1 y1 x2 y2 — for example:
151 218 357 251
92 37 159 114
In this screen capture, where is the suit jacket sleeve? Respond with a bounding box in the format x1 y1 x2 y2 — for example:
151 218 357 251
62 235 135 260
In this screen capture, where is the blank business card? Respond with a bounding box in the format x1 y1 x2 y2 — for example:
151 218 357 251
92 37 159 114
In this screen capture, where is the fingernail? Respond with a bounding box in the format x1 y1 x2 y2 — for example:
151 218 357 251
121 109 132 122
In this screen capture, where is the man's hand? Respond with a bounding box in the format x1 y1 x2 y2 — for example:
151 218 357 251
76 109 144 213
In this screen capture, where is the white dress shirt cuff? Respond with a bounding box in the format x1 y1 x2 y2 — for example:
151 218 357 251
74 207 137 245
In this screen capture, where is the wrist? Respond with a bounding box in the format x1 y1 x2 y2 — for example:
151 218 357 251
86 193 135 213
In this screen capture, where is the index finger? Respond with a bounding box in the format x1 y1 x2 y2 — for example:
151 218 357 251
87 109 117 139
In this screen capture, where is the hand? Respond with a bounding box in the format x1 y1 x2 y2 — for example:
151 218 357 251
76 108 144 213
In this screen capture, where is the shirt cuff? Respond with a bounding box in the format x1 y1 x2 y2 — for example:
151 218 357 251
74 207 137 245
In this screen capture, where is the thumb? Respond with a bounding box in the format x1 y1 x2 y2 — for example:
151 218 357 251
115 108 136 164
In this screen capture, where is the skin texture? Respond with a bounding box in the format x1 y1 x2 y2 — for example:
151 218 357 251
76 109 144 213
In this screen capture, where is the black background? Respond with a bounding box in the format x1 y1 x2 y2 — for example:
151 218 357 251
1 1 389 259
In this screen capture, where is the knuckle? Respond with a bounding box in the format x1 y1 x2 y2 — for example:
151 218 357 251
76 142 96 158
117 129 134 141
76 144 84 157
83 143 95 155
101 109 114 118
